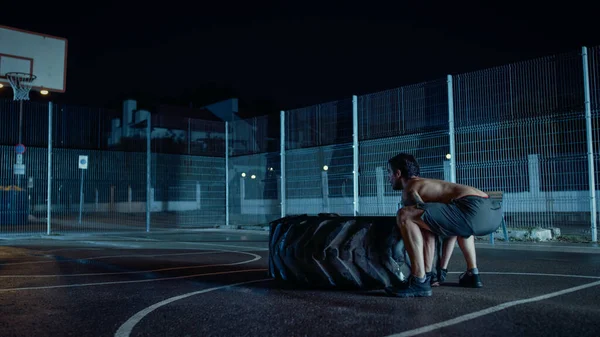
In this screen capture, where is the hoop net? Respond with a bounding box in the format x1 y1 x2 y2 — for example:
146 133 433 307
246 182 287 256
5 72 37 101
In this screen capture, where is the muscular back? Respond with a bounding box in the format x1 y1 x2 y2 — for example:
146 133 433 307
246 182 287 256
402 177 487 205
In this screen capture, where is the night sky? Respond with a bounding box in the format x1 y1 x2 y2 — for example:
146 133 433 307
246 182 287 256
3 1 599 116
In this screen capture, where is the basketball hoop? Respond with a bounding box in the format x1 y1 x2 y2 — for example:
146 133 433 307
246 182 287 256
5 72 37 101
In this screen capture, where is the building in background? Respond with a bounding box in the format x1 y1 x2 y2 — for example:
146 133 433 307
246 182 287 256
108 98 261 156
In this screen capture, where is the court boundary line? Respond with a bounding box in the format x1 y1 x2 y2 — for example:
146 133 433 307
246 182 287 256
451 271 600 280
384 276 600 337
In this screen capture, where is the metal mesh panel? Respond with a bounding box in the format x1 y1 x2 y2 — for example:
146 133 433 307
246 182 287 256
358 79 448 140
188 118 227 157
0 145 48 235
149 116 226 228
228 152 280 226
229 115 278 156
0 100 50 147
52 103 120 150
151 153 225 228
453 51 584 126
454 51 589 232
50 148 148 233
0 100 49 235
228 116 281 226
151 115 226 156
358 131 449 215
285 143 354 216
590 46 600 193
285 99 353 150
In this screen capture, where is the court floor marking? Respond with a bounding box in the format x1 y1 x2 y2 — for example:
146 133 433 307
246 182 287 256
0 250 263 278
163 242 269 250
385 277 600 337
0 249 264 292
38 248 104 253
113 270 600 337
0 268 267 293
114 278 273 337
0 250 226 266
451 271 600 280
75 240 269 252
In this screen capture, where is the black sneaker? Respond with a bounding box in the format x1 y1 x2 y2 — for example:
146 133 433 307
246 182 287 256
438 268 448 283
429 268 448 287
427 271 439 287
384 275 432 297
459 271 483 288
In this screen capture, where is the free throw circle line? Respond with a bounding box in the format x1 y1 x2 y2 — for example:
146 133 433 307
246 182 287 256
0 268 267 293
114 278 272 337
0 250 225 266
0 250 262 278
0 250 263 292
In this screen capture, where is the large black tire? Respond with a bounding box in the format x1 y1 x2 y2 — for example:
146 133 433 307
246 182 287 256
268 213 414 290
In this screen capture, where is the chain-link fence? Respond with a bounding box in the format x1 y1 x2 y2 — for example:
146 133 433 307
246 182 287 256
1 45 599 241
228 114 281 227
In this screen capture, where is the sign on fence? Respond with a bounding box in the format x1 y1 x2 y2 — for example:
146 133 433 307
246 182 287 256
15 143 26 154
13 163 25 175
78 155 88 170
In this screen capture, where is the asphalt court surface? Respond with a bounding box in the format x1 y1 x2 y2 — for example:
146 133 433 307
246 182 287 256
1 231 600 337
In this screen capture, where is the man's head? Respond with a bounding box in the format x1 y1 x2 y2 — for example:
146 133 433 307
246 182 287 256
387 153 420 190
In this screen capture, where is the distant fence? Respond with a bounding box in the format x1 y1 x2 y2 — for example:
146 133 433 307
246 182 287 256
0 45 598 241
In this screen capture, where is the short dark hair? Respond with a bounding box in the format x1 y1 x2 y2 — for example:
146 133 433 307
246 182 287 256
388 153 420 177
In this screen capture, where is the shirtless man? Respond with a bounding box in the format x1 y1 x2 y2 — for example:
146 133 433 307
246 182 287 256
383 153 503 298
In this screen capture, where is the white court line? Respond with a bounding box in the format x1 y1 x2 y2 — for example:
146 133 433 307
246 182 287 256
0 250 263 292
385 279 600 337
0 250 262 278
169 242 269 251
0 268 267 293
114 270 600 337
0 250 224 266
108 236 161 241
1 247 263 292
70 241 268 252
448 271 600 280
114 278 272 337
37 248 103 253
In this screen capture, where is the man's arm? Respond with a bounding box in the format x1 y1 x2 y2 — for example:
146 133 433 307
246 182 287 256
400 189 425 207
406 189 425 208
411 190 424 204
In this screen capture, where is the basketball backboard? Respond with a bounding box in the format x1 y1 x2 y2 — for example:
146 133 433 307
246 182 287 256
0 25 68 93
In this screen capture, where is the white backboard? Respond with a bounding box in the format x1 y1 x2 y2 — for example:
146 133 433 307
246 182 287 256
0 25 68 93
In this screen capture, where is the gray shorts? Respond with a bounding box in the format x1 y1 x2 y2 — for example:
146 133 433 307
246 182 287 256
416 195 503 238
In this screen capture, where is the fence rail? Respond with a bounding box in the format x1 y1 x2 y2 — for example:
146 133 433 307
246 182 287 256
0 45 598 241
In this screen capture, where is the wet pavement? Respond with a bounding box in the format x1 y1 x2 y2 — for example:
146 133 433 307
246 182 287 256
1 231 599 337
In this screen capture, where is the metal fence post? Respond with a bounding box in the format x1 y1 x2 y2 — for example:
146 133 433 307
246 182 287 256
447 74 457 183
225 121 230 227
352 95 359 216
280 110 286 218
47 102 52 235
187 118 191 155
582 46 597 243
146 113 151 232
